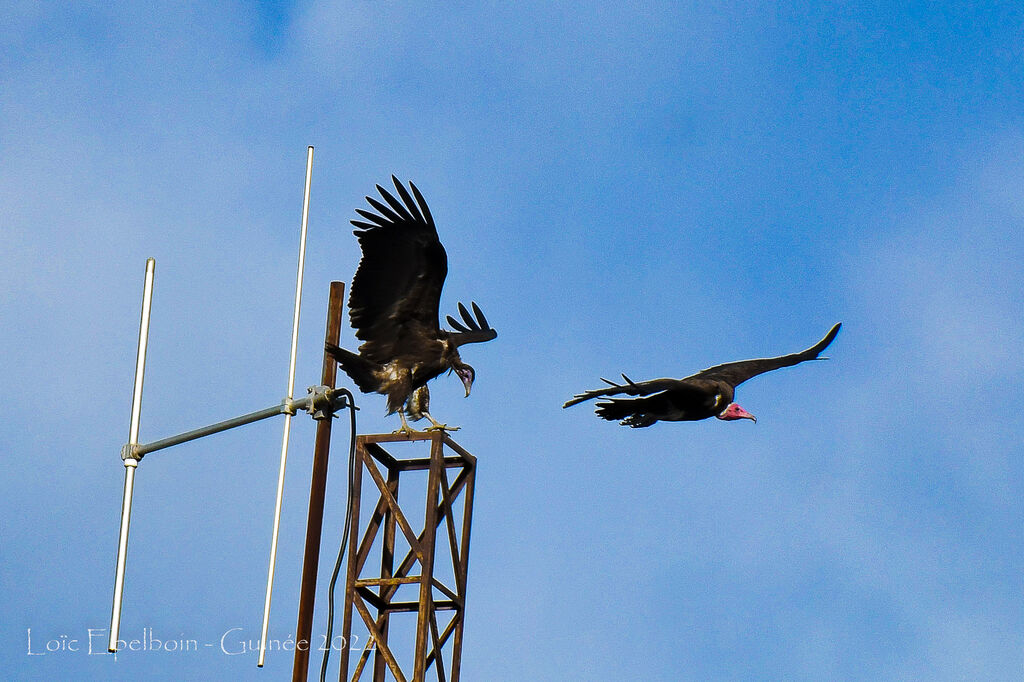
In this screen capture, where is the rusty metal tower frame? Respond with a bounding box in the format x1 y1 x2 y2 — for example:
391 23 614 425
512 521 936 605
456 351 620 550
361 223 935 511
338 431 476 682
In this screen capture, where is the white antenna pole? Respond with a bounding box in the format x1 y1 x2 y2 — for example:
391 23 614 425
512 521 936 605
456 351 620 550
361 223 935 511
108 257 156 652
258 145 314 667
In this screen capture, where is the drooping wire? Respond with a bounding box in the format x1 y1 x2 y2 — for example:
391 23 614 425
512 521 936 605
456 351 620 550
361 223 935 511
320 387 358 682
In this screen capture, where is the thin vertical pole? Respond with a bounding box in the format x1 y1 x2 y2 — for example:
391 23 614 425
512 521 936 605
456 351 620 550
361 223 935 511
259 145 315 667
291 280 345 682
108 257 156 652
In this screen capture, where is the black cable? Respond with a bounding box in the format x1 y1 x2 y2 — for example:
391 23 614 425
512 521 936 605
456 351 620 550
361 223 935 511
320 388 358 682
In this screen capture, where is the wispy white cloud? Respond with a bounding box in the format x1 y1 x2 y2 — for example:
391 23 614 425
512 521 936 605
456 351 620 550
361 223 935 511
3 3 1024 680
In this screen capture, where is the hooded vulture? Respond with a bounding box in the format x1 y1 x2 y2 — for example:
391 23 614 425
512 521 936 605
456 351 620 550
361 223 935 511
563 323 841 427
326 176 496 433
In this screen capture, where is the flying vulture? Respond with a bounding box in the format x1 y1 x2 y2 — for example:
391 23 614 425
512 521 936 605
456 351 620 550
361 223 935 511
326 176 496 434
563 323 841 427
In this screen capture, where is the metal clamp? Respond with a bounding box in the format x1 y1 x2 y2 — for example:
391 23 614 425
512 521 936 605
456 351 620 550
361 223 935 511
120 443 141 463
303 385 329 420
305 385 354 420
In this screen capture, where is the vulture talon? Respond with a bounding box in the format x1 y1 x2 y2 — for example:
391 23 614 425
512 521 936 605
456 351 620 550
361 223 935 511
425 423 460 432
423 411 460 432
391 411 419 437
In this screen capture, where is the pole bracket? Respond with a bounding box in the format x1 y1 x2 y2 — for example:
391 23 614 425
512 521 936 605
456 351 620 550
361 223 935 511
306 385 354 420
120 443 142 463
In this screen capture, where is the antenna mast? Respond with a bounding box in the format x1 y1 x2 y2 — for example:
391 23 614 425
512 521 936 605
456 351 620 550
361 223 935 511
107 147 344 667
107 257 155 653
258 145 315 667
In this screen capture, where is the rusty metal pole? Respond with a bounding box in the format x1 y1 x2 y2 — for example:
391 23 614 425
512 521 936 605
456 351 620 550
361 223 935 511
373 466 399 682
338 439 364 679
449 450 475 682
292 280 346 681
412 436 443 681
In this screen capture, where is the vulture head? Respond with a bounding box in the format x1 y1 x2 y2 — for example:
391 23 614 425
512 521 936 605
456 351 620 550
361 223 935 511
449 361 476 397
717 402 757 423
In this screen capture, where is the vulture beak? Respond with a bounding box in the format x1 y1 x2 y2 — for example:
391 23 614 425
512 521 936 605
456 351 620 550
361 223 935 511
454 365 475 397
717 403 757 423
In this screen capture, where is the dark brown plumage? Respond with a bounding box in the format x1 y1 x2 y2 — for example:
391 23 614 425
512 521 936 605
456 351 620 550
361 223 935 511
564 323 841 427
327 177 496 433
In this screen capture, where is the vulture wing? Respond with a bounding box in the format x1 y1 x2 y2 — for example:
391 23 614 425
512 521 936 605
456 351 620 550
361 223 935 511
595 382 722 426
685 322 841 388
563 374 688 408
349 177 447 362
445 301 497 346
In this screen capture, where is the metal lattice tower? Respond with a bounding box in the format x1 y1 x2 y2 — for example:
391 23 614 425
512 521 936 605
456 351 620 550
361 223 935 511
339 432 476 682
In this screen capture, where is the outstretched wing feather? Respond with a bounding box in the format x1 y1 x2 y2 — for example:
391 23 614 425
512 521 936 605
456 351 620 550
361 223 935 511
471 301 489 330
365 195 403 224
392 179 425 223
377 182 416 222
687 323 841 387
446 315 470 332
562 377 686 408
445 300 497 345
410 182 435 227
458 302 478 329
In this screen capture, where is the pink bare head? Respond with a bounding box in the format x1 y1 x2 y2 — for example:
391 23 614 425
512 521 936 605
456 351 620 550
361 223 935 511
716 403 757 423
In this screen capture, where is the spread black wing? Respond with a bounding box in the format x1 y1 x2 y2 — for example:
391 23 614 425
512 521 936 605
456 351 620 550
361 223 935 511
349 177 447 363
562 374 687 408
685 322 841 388
445 301 498 346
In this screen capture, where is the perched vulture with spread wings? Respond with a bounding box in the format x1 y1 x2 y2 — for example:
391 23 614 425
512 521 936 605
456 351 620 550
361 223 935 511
326 177 496 433
563 323 841 427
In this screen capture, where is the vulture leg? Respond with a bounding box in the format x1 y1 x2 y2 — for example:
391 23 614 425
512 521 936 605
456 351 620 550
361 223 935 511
423 412 460 432
393 410 418 437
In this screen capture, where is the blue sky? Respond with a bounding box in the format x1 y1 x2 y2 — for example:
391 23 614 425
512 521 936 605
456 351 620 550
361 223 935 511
2 2 1022 680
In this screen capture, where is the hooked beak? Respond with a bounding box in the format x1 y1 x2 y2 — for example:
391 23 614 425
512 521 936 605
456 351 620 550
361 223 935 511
454 367 474 397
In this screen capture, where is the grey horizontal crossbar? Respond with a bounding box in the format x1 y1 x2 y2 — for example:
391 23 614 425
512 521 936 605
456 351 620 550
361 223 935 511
121 387 351 461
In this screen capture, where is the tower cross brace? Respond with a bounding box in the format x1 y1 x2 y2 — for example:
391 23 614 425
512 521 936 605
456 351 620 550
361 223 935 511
339 431 476 682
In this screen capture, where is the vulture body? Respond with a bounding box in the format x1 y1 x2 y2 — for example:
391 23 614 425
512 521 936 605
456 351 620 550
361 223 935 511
564 323 841 427
327 177 496 433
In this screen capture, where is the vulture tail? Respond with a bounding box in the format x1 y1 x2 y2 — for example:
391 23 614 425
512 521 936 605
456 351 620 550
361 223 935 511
325 343 380 395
